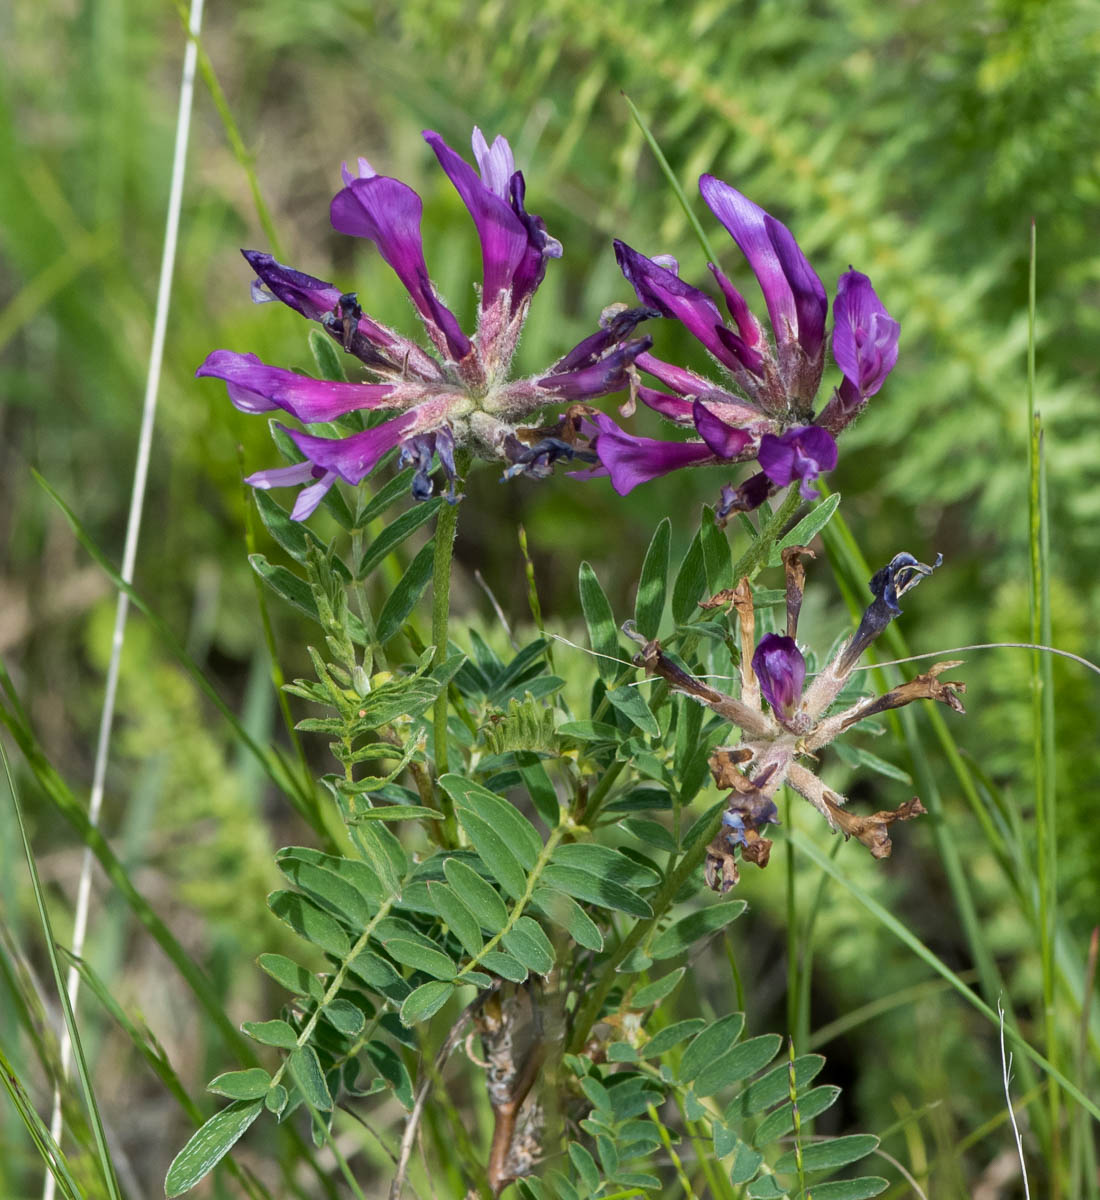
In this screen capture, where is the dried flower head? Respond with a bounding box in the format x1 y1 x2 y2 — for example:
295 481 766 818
626 548 962 891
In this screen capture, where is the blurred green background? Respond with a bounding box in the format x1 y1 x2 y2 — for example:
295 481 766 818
2 0 1099 1194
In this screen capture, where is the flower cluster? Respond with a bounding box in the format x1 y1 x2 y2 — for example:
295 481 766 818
198 126 898 519
579 176 899 515
626 547 963 891
198 129 651 518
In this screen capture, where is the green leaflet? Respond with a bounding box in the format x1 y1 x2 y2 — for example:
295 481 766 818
774 1133 879 1175
375 539 436 644
356 497 443 579
382 938 458 981
426 881 484 957
579 561 622 683
289 1045 333 1111
501 917 555 974
440 774 543 868
671 529 706 625
649 899 747 959
442 857 509 930
692 1033 782 1096
634 518 671 639
400 981 455 1025
678 1013 746 1082
164 1099 264 1196
454 807 528 899
268 890 350 958
205 1068 272 1101
241 1020 298 1049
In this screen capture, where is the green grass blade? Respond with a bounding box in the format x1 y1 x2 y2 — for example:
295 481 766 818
1 740 123 1200
0 1044 84 1200
786 829 1100 1125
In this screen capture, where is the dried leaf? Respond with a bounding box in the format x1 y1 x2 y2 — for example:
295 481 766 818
822 795 928 858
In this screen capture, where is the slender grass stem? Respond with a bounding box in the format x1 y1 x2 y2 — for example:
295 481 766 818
45 3 205 1193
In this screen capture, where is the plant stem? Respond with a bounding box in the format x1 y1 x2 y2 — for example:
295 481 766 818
431 487 463 842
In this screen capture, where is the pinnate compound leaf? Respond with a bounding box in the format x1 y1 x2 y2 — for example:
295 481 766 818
289 1045 333 1111
650 899 747 959
207 1068 272 1101
440 774 543 869
241 1019 298 1049
443 857 509 930
579 561 621 683
679 1014 745 1082
400 980 454 1025
774 1134 879 1175
635 517 671 639
376 539 435 643
165 1099 264 1196
455 808 527 899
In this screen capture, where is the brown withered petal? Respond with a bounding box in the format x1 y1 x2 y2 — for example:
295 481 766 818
781 545 815 638
841 661 967 730
821 794 927 859
732 577 762 707
740 830 773 868
705 843 741 893
631 636 773 736
709 746 754 791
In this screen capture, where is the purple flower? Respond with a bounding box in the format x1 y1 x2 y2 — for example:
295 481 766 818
817 269 900 435
601 175 897 508
751 633 806 720
757 425 838 499
573 411 752 497
199 128 651 518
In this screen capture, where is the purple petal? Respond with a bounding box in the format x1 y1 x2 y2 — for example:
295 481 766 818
757 425 838 499
831 269 900 398
197 350 395 422
638 385 694 423
580 412 715 496
614 241 743 373
699 176 825 360
471 128 515 199
635 351 717 399
246 461 319 489
281 410 422 486
707 262 767 367
424 130 529 311
290 473 339 520
242 251 342 321
537 336 651 401
330 175 471 362
506 171 561 311
341 157 375 186
550 307 656 375
718 471 774 518
752 633 806 718
692 400 753 460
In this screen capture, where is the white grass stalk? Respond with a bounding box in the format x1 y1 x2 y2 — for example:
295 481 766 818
44 1 206 1192
1000 999 1032 1200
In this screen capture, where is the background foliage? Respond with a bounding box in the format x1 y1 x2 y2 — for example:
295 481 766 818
1 0 1099 1195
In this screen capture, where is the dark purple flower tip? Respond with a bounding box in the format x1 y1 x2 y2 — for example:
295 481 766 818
549 307 658 375
196 350 396 423
757 425 838 499
831 268 900 400
613 241 743 373
280 409 422 487
536 335 652 401
718 471 774 519
575 412 715 496
242 251 343 321
692 399 754 460
698 175 827 362
751 632 806 719
840 551 943 671
330 173 471 363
